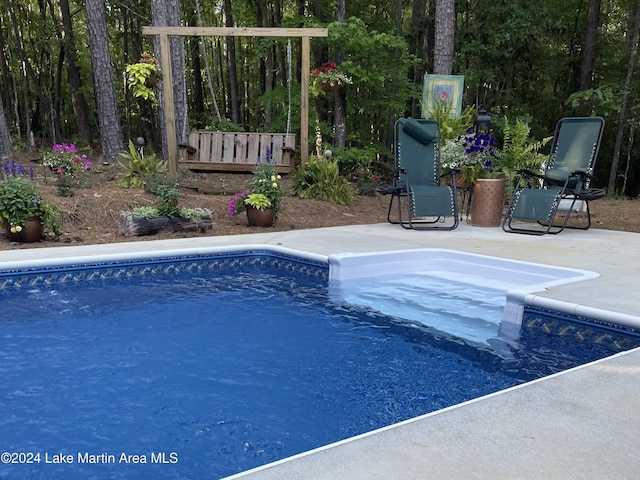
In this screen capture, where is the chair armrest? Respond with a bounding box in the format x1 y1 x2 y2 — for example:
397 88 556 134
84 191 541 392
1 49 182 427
517 168 544 180
571 170 596 180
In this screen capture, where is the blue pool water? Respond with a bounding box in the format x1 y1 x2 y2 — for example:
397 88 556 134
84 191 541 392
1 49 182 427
0 252 637 479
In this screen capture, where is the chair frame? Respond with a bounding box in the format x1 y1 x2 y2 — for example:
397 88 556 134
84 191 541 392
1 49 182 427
382 118 459 231
502 117 605 235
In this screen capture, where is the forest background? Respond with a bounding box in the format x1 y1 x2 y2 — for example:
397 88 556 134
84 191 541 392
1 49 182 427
0 0 638 197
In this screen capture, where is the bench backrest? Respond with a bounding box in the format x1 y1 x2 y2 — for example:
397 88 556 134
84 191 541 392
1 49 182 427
180 131 295 172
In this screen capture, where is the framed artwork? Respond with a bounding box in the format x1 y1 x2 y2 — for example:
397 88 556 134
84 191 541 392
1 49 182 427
422 74 464 118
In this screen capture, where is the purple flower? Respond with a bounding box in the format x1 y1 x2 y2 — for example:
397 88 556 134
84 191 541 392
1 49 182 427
228 190 249 218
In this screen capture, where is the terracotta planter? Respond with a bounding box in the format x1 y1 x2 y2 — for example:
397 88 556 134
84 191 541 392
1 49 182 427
3 216 44 242
319 82 339 93
454 172 468 189
470 178 506 227
246 206 275 227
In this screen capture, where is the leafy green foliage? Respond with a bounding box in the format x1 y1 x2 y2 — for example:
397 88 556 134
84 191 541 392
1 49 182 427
292 157 355 205
125 62 160 101
244 193 272 210
155 185 181 218
248 162 283 216
0 174 64 240
424 104 475 142
565 85 623 117
318 18 418 147
0 175 42 229
39 201 65 241
332 147 382 195
117 140 167 189
496 117 552 200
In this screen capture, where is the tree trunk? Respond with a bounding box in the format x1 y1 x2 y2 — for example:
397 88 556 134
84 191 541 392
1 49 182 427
256 0 273 126
433 0 455 75
223 0 240 125
59 0 93 145
0 94 13 159
116 209 213 236
580 0 601 90
608 0 640 195
408 0 428 116
189 33 205 120
85 0 124 159
194 0 221 123
152 0 189 163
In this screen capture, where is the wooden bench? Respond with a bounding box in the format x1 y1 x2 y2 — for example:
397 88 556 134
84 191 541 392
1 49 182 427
179 131 295 173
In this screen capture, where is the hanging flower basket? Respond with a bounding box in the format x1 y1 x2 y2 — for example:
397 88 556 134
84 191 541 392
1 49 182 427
144 73 159 88
319 82 340 93
311 62 352 94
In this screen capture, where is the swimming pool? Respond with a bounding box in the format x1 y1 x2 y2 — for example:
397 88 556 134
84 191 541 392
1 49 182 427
1 246 639 479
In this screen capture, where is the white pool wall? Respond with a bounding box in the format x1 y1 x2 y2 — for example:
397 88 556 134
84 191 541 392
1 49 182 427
328 248 601 338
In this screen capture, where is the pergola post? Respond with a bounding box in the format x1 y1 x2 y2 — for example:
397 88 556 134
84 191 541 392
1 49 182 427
142 26 328 176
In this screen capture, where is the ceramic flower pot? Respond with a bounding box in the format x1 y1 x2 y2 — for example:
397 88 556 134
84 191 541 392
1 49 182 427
3 216 44 242
470 178 506 227
246 206 275 227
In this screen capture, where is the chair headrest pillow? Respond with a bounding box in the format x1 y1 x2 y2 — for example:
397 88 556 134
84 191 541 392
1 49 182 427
403 118 436 145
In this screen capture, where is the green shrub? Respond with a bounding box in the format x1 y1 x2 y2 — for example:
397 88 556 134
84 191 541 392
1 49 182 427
292 157 355 205
117 140 167 189
155 184 181 218
332 147 382 196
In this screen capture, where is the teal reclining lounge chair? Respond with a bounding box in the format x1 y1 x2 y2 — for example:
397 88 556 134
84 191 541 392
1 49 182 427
502 116 605 235
379 118 458 230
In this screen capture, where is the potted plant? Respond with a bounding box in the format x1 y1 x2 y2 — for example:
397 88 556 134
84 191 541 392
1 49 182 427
0 160 64 242
125 53 161 101
441 129 508 227
441 129 498 188
244 193 275 227
310 61 353 93
228 153 283 227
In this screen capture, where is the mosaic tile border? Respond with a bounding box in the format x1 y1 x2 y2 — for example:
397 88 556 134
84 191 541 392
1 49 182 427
522 306 640 352
0 250 329 291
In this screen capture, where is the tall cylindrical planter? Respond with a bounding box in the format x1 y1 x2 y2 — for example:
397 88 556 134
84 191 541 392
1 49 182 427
470 178 506 227
246 206 275 227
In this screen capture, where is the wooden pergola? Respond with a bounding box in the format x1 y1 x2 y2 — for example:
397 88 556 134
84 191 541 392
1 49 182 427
142 26 329 176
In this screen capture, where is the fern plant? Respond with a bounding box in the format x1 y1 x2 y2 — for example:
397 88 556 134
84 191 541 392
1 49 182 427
117 140 167 189
292 157 355 205
422 101 475 141
496 117 552 201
